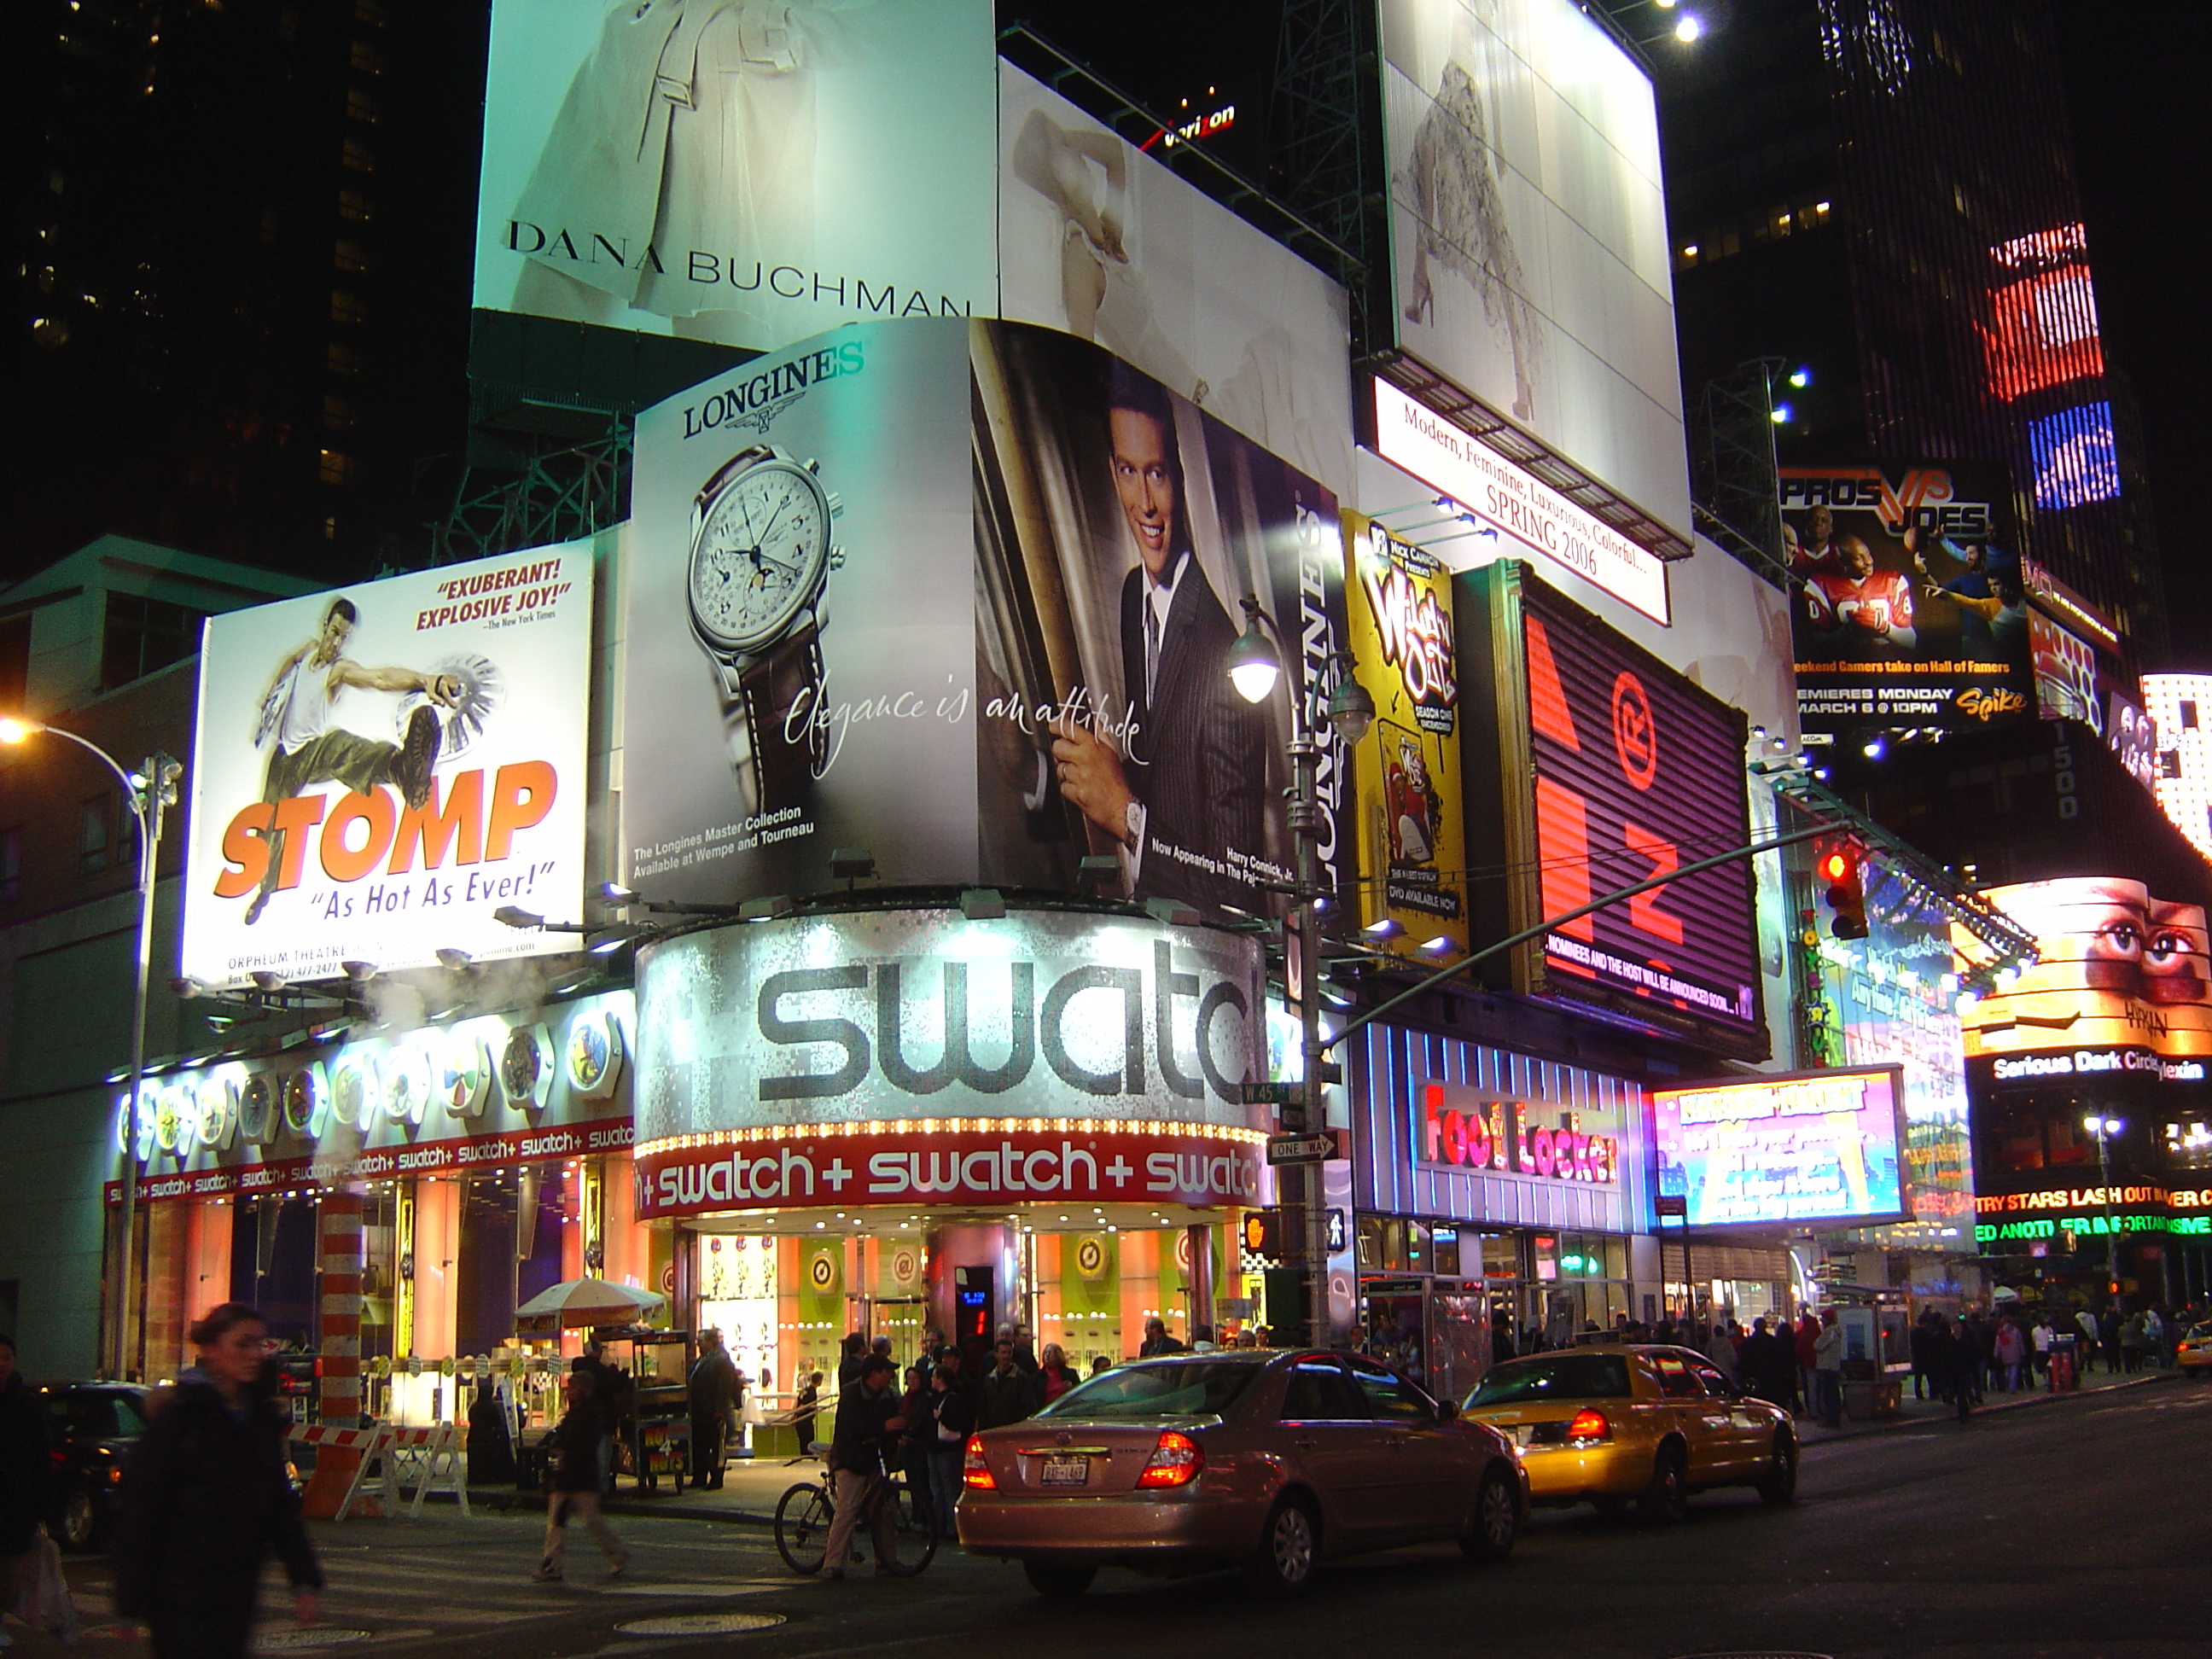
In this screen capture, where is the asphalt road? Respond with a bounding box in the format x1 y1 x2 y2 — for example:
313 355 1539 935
53 1375 2209 1659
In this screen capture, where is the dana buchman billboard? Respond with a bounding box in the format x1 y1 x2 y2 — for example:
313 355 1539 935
182 546 592 988
1650 1067 1910 1230
1379 0 1689 545
998 63 1353 498
1780 463 2033 735
1953 878 2212 1089
1459 562 1764 1056
475 0 995 353
1343 514 1466 959
621 317 1348 917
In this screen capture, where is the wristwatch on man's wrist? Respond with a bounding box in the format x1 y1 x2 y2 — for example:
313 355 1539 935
685 444 843 809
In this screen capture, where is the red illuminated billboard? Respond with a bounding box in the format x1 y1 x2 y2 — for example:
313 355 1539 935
1458 564 1765 1057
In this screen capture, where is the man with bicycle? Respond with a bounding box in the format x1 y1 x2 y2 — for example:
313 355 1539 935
821 1353 906 1579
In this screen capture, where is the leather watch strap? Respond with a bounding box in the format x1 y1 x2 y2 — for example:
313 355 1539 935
738 619 824 808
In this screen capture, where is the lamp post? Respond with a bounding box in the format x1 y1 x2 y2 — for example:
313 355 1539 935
0 718 181 1379
2085 1114 2126 1306
1226 599 1373 1349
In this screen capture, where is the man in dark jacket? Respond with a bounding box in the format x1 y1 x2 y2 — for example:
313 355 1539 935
0 1334 51 1600
821 1355 905 1579
978 1339 1042 1429
1138 1317 1187 1359
114 1305 324 1650
687 1330 739 1489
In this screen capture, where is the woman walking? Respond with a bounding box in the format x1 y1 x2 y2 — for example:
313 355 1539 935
114 1304 323 1657
534 1371 629 1582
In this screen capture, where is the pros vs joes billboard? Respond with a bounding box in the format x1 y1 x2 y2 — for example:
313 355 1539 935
181 546 593 989
1460 563 1764 1056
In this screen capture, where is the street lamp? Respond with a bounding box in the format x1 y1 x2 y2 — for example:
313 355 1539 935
0 717 181 1380
2085 1115 2126 1302
1226 600 1371 1349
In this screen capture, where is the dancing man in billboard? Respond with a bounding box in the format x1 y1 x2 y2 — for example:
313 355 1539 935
1048 364 1266 912
242 597 463 924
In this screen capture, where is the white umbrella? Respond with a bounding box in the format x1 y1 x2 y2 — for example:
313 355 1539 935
515 1277 666 1335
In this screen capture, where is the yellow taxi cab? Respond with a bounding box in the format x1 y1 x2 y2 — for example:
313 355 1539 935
2177 1322 2212 1374
1463 1345 1796 1522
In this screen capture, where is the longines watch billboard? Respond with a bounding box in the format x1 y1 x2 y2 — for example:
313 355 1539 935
1953 877 2212 1090
630 908 1271 1216
623 317 1349 916
1458 562 1765 1057
180 544 593 989
475 0 996 355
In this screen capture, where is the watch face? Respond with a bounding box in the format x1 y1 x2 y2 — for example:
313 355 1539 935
688 459 830 652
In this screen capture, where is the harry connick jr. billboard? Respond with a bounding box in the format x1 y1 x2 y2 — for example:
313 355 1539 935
622 317 1348 918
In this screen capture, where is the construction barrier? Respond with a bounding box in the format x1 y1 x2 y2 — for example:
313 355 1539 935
290 1422 470 1522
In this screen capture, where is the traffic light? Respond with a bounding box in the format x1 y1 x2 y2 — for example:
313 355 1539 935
1819 841 1870 940
1242 1209 1284 1259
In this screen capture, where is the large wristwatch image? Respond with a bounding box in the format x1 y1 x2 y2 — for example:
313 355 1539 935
686 443 843 810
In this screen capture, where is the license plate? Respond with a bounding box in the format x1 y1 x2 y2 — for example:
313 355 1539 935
1039 1455 1091 1487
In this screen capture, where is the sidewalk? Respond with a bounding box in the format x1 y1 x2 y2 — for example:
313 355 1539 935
1798 1360 2182 1441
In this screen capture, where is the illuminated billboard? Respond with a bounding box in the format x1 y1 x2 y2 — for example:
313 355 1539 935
629 908 1269 1217
1459 562 1764 1056
2029 612 2098 729
2028 403 2121 511
1953 878 2212 1089
180 544 593 989
2140 676 2212 860
621 317 1348 918
474 0 996 355
1378 0 1690 547
1650 1068 1910 1230
1979 224 2104 402
1343 515 1466 959
1779 463 2032 735
1815 867 1973 1226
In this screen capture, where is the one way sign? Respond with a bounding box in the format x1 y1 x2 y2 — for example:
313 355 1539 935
1265 1131 1342 1166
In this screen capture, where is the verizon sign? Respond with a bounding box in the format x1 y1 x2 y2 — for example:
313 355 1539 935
1373 380 1670 626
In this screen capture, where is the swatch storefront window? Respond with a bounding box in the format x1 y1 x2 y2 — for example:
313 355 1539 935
1343 1022 1650 1400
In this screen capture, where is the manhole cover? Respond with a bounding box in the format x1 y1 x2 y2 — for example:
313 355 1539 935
614 1612 787 1637
253 1632 375 1651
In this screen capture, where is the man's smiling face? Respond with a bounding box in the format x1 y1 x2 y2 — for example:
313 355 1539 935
1110 406 1179 582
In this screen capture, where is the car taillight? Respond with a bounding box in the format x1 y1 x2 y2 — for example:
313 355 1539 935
1135 1429 1204 1489
1564 1409 1611 1446
108 1465 125 1485
962 1435 996 1490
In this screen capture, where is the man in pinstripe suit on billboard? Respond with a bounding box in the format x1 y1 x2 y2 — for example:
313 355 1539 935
1050 364 1269 914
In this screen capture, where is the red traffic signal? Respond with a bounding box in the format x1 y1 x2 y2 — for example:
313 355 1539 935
1819 841 1870 940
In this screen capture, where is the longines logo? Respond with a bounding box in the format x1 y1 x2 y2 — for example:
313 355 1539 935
680 339 866 442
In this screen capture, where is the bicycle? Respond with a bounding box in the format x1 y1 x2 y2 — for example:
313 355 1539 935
773 1458 939 1577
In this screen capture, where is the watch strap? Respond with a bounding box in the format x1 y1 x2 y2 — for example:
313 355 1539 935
739 620 825 808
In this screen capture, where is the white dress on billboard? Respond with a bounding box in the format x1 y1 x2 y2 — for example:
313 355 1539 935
510 0 870 335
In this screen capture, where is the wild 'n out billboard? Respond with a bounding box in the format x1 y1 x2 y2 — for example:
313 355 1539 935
180 545 593 988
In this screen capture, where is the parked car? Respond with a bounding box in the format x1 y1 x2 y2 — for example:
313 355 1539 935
34 1382 150 1551
1461 1346 1797 1522
956 1348 1528 1598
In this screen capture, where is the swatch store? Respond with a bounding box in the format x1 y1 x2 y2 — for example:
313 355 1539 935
106 990 650 1415
1343 1020 1651 1397
631 905 1274 1393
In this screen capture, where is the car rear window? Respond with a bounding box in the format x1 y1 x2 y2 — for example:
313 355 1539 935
1466 1354 1633 1406
1036 1362 1257 1420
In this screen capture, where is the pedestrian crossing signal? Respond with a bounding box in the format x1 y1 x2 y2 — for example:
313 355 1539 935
1819 841 1870 940
1242 1210 1284 1259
